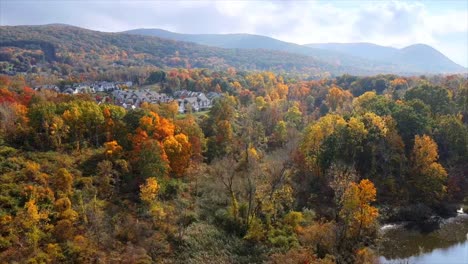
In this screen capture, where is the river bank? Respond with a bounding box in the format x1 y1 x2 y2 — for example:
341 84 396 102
378 213 468 264
378 203 467 232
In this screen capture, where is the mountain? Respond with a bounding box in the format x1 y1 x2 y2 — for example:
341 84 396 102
396 44 464 73
0 24 356 76
126 28 330 55
125 29 394 71
305 43 465 73
0 25 464 76
127 29 465 74
306 43 397 62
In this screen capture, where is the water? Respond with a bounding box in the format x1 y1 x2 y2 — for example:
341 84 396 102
379 214 468 264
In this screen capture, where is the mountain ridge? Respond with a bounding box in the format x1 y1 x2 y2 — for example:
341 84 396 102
0 24 354 76
0 24 465 76
126 28 465 73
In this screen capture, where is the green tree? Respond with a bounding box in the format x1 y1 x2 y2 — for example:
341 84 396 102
405 84 452 115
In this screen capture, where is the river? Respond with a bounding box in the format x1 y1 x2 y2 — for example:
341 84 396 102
378 214 468 264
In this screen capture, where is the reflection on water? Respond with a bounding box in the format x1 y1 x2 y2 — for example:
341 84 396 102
379 215 468 264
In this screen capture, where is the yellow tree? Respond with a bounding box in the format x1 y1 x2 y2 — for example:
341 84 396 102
326 86 353 112
339 179 378 239
163 134 192 177
276 83 289 100
104 140 123 159
301 114 346 176
140 177 160 204
62 107 83 150
410 135 448 203
140 177 165 221
352 91 377 113
15 199 48 254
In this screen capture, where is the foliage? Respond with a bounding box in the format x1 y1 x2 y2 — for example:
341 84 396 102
0 72 466 263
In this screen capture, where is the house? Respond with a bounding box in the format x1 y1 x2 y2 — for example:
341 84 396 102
63 87 77 94
111 89 175 108
93 81 116 92
74 83 94 94
34 84 60 92
174 90 213 113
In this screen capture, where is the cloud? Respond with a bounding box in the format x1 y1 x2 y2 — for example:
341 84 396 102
1 0 467 66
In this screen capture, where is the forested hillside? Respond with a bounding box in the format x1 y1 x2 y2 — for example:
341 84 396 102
124 28 390 72
0 24 349 77
1 25 464 78
1 71 466 263
126 29 465 74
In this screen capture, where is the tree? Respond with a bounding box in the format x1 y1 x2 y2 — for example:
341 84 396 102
204 96 237 161
301 114 346 176
433 115 467 164
176 115 206 163
405 84 452 115
0 102 29 146
62 105 84 150
326 86 352 113
159 101 179 121
54 168 74 196
352 91 394 116
276 82 289 100
146 70 166 84
163 134 192 177
140 177 165 222
136 139 170 179
54 197 78 241
15 199 46 254
339 179 378 238
101 105 125 142
409 135 448 204
271 120 287 147
284 102 303 129
140 177 160 204
139 111 175 141
104 140 123 159
391 101 430 149
95 160 119 198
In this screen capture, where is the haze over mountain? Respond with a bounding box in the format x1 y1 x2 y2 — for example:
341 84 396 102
306 43 464 73
124 28 386 71
0 24 465 76
126 28 466 74
0 24 353 76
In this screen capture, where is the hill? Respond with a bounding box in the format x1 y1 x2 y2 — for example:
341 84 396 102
306 43 465 73
0 25 464 76
126 28 465 74
0 24 357 76
125 28 397 72
125 28 346 59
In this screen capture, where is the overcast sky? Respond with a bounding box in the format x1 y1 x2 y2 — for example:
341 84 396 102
1 0 467 67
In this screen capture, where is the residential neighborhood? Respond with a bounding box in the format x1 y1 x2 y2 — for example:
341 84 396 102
34 81 132 94
34 81 221 113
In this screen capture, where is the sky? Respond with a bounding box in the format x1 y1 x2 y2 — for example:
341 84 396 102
1 0 467 67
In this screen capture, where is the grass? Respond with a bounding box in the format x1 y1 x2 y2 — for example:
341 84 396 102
176 110 209 119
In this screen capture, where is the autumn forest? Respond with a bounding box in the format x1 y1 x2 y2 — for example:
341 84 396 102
0 0 468 260
0 66 467 263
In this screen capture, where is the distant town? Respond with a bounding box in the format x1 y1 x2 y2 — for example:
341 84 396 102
34 81 222 113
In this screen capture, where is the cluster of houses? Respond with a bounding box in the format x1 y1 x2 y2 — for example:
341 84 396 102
112 90 173 108
34 81 133 94
113 89 221 113
34 81 221 113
